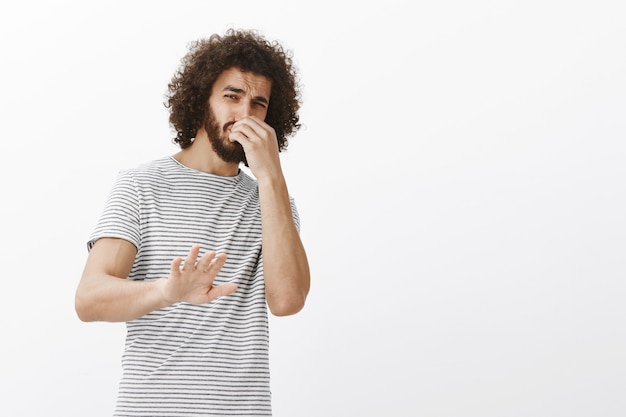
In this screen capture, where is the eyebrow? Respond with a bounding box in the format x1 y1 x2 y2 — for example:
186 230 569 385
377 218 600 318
223 86 269 105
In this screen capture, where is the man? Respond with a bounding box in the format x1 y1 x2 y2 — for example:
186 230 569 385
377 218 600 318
75 29 310 416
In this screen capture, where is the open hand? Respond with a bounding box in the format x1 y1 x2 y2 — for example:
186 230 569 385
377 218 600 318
162 245 237 304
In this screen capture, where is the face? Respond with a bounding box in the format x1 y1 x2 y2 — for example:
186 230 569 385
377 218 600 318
204 67 272 164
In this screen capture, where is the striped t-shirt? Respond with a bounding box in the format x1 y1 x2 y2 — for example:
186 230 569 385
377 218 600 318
87 156 300 416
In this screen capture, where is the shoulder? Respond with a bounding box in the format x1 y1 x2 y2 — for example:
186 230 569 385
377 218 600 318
129 156 176 174
117 156 178 182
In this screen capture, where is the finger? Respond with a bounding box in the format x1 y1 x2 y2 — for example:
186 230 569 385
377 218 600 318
228 129 251 145
195 250 218 272
233 116 264 131
170 256 183 275
206 282 238 301
231 117 267 141
182 245 200 271
200 252 227 273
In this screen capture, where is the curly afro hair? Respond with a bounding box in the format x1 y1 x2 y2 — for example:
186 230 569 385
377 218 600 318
165 28 302 150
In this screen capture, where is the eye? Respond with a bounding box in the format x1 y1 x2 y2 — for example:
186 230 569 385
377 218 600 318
225 94 238 100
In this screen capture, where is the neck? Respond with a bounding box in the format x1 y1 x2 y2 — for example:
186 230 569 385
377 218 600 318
173 131 240 177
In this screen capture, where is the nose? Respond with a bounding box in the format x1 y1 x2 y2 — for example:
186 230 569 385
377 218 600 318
237 102 253 119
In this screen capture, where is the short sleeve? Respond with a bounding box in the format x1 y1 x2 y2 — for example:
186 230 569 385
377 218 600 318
87 170 141 251
289 196 301 233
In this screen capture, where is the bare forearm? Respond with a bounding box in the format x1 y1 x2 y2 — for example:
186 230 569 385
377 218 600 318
225 115 310 315
75 274 170 322
76 240 237 322
258 176 310 316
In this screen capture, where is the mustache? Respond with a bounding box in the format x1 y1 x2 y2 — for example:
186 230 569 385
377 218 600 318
222 121 235 132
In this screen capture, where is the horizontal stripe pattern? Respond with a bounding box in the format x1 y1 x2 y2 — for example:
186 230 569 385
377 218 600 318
88 156 299 416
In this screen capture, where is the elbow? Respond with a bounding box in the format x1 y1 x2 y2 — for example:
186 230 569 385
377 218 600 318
266 266 311 316
74 291 97 322
268 291 307 317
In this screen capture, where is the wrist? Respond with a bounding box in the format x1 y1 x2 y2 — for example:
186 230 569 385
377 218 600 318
154 278 176 307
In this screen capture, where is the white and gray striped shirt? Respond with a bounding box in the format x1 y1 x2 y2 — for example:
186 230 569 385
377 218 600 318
88 156 300 416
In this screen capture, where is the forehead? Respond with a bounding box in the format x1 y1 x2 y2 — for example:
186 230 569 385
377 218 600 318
212 67 272 99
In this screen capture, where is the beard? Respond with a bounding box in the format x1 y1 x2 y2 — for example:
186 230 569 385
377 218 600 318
204 108 248 165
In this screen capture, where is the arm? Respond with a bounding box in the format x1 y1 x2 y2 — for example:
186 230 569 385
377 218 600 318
258 176 311 316
75 238 237 322
230 117 311 316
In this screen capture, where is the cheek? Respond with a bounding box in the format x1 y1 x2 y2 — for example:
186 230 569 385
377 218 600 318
254 107 269 120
